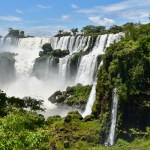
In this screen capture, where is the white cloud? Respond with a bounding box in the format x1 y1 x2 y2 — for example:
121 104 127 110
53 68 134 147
16 9 23 14
61 15 71 21
71 4 78 9
121 11 149 20
88 16 115 26
76 0 150 23
77 0 150 14
0 16 22 22
37 4 51 9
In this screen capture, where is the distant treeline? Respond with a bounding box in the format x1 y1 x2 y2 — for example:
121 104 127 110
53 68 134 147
3 22 150 38
55 22 150 37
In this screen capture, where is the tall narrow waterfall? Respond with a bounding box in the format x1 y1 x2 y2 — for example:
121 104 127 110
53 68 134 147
82 61 103 117
82 81 97 117
105 88 118 146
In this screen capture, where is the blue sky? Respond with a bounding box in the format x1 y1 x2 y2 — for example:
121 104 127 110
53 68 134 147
0 0 149 36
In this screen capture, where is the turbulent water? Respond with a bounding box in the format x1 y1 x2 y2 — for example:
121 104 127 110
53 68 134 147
0 33 123 118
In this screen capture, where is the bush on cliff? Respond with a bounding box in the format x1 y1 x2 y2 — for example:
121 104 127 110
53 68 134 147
49 84 92 110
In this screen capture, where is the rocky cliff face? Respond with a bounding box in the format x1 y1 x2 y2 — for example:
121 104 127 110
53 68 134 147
0 52 16 86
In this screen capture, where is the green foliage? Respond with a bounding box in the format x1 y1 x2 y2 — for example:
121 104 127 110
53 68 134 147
95 23 150 142
42 43 53 54
0 90 44 117
48 117 101 149
46 115 62 125
108 25 123 34
7 28 26 38
39 43 69 58
0 109 47 149
55 30 71 37
71 28 78 36
49 85 92 109
82 25 106 35
66 85 92 107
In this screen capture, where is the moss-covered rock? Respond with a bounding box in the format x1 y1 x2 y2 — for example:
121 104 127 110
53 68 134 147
51 49 69 58
46 115 62 125
48 84 92 110
64 111 83 123
83 114 94 122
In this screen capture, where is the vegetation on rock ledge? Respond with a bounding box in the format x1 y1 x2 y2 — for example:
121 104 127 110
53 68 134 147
49 84 92 110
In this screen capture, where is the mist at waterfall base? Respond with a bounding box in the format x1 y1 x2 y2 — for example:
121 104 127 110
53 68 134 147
0 38 78 118
0 33 123 119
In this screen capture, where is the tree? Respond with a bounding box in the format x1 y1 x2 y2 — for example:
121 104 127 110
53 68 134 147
81 25 106 35
62 31 71 36
54 30 64 37
20 31 24 36
108 25 123 34
8 28 20 37
6 28 26 38
42 43 53 54
8 28 13 32
58 30 64 35
95 26 106 33
71 28 78 36
82 25 96 34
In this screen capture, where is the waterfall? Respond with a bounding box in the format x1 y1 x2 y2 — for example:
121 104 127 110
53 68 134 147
45 58 50 79
0 33 123 117
82 61 103 117
105 88 118 146
15 37 50 75
82 81 97 117
75 34 108 85
81 33 124 117
59 56 70 79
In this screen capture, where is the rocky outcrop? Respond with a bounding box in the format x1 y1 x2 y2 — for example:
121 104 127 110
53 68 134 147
49 84 92 110
32 56 59 79
0 52 16 85
51 49 69 58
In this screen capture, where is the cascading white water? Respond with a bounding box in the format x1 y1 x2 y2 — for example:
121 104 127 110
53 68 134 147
75 34 108 85
82 61 103 117
82 81 97 117
45 58 50 79
105 88 118 146
14 37 50 75
76 33 124 85
81 33 124 117
0 37 59 113
0 33 123 118
59 56 70 79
